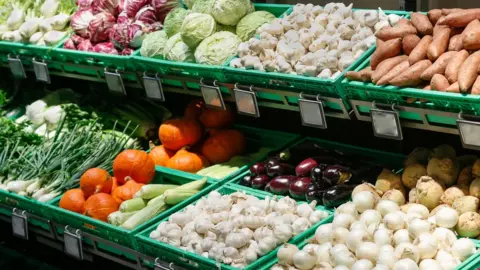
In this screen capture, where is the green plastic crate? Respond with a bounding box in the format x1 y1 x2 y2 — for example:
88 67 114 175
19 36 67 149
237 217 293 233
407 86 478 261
47 170 218 250
0 41 61 62
154 125 300 184
223 10 408 100
342 56 480 114
0 190 58 220
135 184 333 270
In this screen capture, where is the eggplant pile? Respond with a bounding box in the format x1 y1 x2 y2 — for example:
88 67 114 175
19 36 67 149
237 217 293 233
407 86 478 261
239 141 384 208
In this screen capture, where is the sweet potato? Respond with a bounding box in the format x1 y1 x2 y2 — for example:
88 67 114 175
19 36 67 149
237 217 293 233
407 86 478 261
445 82 460 93
376 25 418 41
438 9 480 27
420 51 457 80
458 51 480 92
442 9 464 15
370 38 402 69
346 67 373 82
451 27 465 37
472 76 480 95
445 50 469 84
376 60 410 86
427 27 451 61
390 60 432 87
403 35 421 55
397 18 413 27
428 9 443 25
431 74 450 91
409 35 433 65
372 55 408 83
411 12 434 35
463 20 480 50
448 34 464 51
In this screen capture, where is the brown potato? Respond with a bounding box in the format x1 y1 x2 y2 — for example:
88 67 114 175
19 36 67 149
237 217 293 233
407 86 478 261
409 35 433 65
377 60 410 86
448 34 464 51
458 51 480 92
403 35 421 55
370 38 402 69
428 27 451 61
431 74 450 91
420 51 457 80
390 60 432 87
472 76 480 95
372 55 408 83
438 9 480 27
445 49 469 83
376 25 418 41
428 9 443 25
411 12 434 35
445 82 460 93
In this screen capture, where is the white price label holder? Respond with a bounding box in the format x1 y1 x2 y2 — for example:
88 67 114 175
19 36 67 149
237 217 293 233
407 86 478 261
154 258 174 270
64 226 84 260
370 102 403 140
8 55 26 79
143 72 165 101
105 68 126 95
11 208 28 240
200 79 225 110
233 84 260 117
457 112 480 151
298 93 327 129
32 58 50 83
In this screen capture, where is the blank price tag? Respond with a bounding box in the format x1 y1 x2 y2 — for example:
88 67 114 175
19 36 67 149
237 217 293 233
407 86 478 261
298 99 327 129
154 258 170 270
33 60 50 83
105 71 126 95
8 57 26 79
143 76 164 101
371 108 403 140
11 210 28 240
457 118 480 151
64 228 83 260
201 84 225 110
233 88 259 117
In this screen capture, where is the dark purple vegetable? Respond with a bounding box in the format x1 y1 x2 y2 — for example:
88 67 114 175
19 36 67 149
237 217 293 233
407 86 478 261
267 163 295 178
349 166 383 185
306 183 326 203
322 184 355 208
322 165 352 186
268 175 297 195
251 175 270 189
310 164 330 188
239 175 252 187
289 177 312 199
266 157 280 168
296 158 319 177
250 162 266 176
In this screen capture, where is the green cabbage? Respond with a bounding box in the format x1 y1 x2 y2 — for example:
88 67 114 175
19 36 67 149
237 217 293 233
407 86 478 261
164 33 195 62
183 0 197 9
212 0 250 26
181 13 216 48
236 11 275 41
164 8 190 37
216 24 236 34
140 30 169 58
247 1 255 13
195 31 241 65
191 0 215 16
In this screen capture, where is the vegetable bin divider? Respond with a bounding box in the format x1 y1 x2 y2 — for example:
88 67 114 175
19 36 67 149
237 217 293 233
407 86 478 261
342 56 480 114
155 125 300 184
223 10 409 111
46 169 218 251
135 183 334 270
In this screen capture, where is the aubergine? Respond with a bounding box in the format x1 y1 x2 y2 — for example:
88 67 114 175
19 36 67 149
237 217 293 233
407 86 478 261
322 165 352 186
239 175 253 187
266 163 295 178
310 164 330 188
250 162 266 176
348 166 384 185
289 177 311 199
296 156 336 177
322 184 355 208
267 175 297 195
306 183 326 203
251 175 270 189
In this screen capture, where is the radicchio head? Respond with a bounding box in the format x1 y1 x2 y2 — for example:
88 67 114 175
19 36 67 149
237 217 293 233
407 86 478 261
121 48 134 55
117 11 130 24
92 0 120 16
93 42 118 54
63 38 76 50
70 34 85 45
78 39 94 51
135 5 157 24
88 12 116 43
71 9 94 38
126 0 151 18
110 22 130 49
151 0 176 23
76 0 93 9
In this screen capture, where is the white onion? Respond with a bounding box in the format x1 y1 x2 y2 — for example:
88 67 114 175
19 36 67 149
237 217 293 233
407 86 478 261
393 229 411 245
376 245 397 268
451 238 476 261
333 213 355 229
315 223 333 244
406 204 429 219
432 227 457 249
395 243 420 263
393 258 419 270
350 221 367 231
413 232 438 259
333 266 349 270
434 207 458 228
372 265 390 270
384 212 405 231
435 249 461 270
333 227 349 245
353 191 377 213
355 242 378 263
333 250 356 267
374 228 393 247
346 229 368 252
360 210 382 227
277 243 299 266
376 200 400 217
336 202 359 218
351 259 373 270
293 250 317 270
316 242 332 263
419 259 442 270
408 218 432 238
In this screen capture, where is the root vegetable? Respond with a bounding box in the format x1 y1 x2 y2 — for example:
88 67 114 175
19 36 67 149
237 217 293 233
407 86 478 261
472 76 480 95
390 60 432 87
445 82 460 93
470 178 480 199
457 166 473 187
382 189 406 206
441 186 466 205
429 204 451 217
452 196 479 214
372 55 408 83
370 38 402 69
428 9 443 25
345 67 372 82
456 211 480 237
376 60 410 86
375 25 418 41
409 35 433 65
421 51 457 80
442 8 464 15
430 74 450 91
445 49 469 83
397 19 413 27
402 35 421 56
438 9 480 27
427 145 459 187
375 169 405 196
402 164 427 189
434 207 459 228
415 176 445 210
352 183 383 198
411 12 433 35
448 34 464 51
427 27 451 61
458 51 480 93
473 159 480 178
